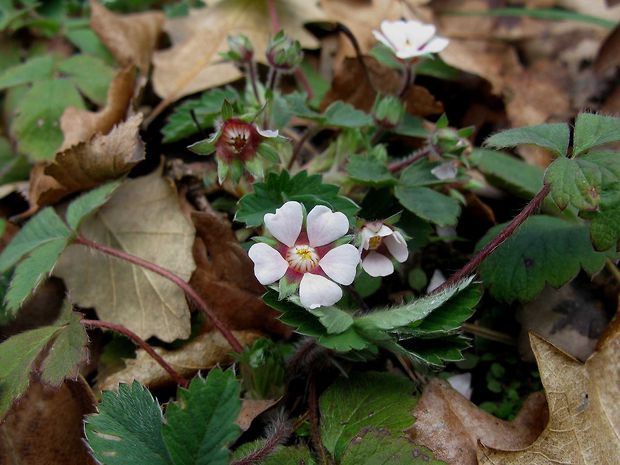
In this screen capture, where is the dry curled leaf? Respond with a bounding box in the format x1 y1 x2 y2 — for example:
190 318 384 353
477 330 620 464
236 398 280 431
190 209 291 337
90 0 164 76
96 330 261 391
409 379 548 465
0 377 96 465
54 169 196 343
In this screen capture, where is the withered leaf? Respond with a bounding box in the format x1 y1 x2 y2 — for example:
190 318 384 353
236 398 280 431
54 169 196 343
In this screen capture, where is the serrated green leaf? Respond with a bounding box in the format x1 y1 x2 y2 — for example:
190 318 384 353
0 55 54 90
395 185 461 226
85 381 172 465
318 327 371 351
236 170 359 227
0 136 30 184
162 369 241 465
405 335 471 366
309 306 354 334
545 157 602 210
346 154 395 186
470 149 543 198
0 207 70 272
320 372 416 461
162 88 239 143
392 113 429 138
573 112 620 156
58 54 115 105
232 441 315 465
323 101 373 128
5 237 69 311
0 325 59 418
581 182 620 251
263 289 327 337
478 215 609 302
355 276 474 330
399 159 456 187
66 181 121 231
12 79 85 160
484 123 569 157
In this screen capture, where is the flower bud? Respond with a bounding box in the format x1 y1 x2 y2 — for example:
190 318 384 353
432 127 471 157
223 34 254 64
372 95 404 128
266 31 303 73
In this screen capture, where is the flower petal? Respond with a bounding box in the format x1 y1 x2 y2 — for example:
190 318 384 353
248 243 288 285
427 269 446 293
256 126 279 138
422 36 449 54
264 201 303 247
384 231 409 262
299 273 343 309
431 161 457 180
372 30 395 51
319 244 360 285
307 205 349 247
362 251 394 277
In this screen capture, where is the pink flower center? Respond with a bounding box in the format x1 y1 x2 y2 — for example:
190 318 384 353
286 245 319 273
224 124 251 154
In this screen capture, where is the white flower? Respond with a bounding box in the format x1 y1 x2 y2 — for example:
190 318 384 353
431 161 457 180
359 222 409 277
248 201 360 309
447 373 473 399
373 19 449 60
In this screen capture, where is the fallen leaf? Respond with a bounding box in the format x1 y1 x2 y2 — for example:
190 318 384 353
409 379 548 465
54 168 196 343
151 0 325 107
477 330 620 464
90 0 164 76
236 398 280 431
189 209 291 337
320 56 443 116
96 330 261 391
0 377 96 465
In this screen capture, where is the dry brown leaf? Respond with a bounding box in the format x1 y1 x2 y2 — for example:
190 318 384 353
0 377 96 465
54 168 196 343
594 23 620 75
477 331 620 464
90 0 164 76
559 0 620 20
320 56 443 116
236 398 280 431
409 379 548 465
190 209 291 337
151 0 324 105
96 330 261 391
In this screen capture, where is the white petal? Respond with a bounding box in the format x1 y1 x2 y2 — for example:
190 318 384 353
431 161 457 180
427 269 446 293
359 228 374 251
299 273 343 309
396 48 425 60
384 231 409 263
362 252 394 277
407 23 436 47
372 30 396 51
256 126 279 138
422 36 450 54
447 373 473 399
264 201 303 247
306 205 349 247
319 244 360 285
248 243 288 285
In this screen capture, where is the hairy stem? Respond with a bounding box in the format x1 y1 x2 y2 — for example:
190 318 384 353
308 375 329 465
288 126 318 169
74 236 244 353
81 319 189 387
433 184 551 293
267 0 280 31
230 416 292 465
388 145 432 173
246 62 262 105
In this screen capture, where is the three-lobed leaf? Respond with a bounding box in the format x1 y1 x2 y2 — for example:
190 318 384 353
484 123 569 157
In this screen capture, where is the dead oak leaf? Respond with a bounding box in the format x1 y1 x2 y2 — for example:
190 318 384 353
477 331 620 464
54 169 196 343
151 0 325 107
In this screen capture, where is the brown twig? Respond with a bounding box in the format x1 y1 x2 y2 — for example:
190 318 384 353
433 184 551 294
81 319 189 387
74 235 244 353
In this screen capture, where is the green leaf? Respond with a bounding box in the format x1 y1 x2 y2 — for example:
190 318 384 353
264 290 327 338
395 185 461 226
5 237 70 311
320 372 416 461
0 55 54 90
162 369 241 465
233 442 315 465
399 159 457 187
310 306 354 334
162 88 239 143
0 325 59 418
58 54 115 105
0 136 30 184
346 154 396 186
65 26 115 63
392 113 429 139
355 276 474 330
341 429 445 465
405 335 471 366
545 157 602 210
573 112 620 156
484 123 569 157
0 207 70 272
85 381 172 465
478 215 609 302
236 170 359 227
12 79 85 160
66 181 121 231
581 182 620 251
323 101 373 128
469 149 543 198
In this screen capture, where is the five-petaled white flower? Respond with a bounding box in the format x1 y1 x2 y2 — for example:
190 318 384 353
373 19 449 60
359 222 409 277
248 201 360 309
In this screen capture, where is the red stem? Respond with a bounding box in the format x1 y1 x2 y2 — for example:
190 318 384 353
81 319 189 387
388 145 432 173
295 68 314 101
308 375 329 465
230 417 291 465
433 184 551 294
74 236 244 353
267 0 281 31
